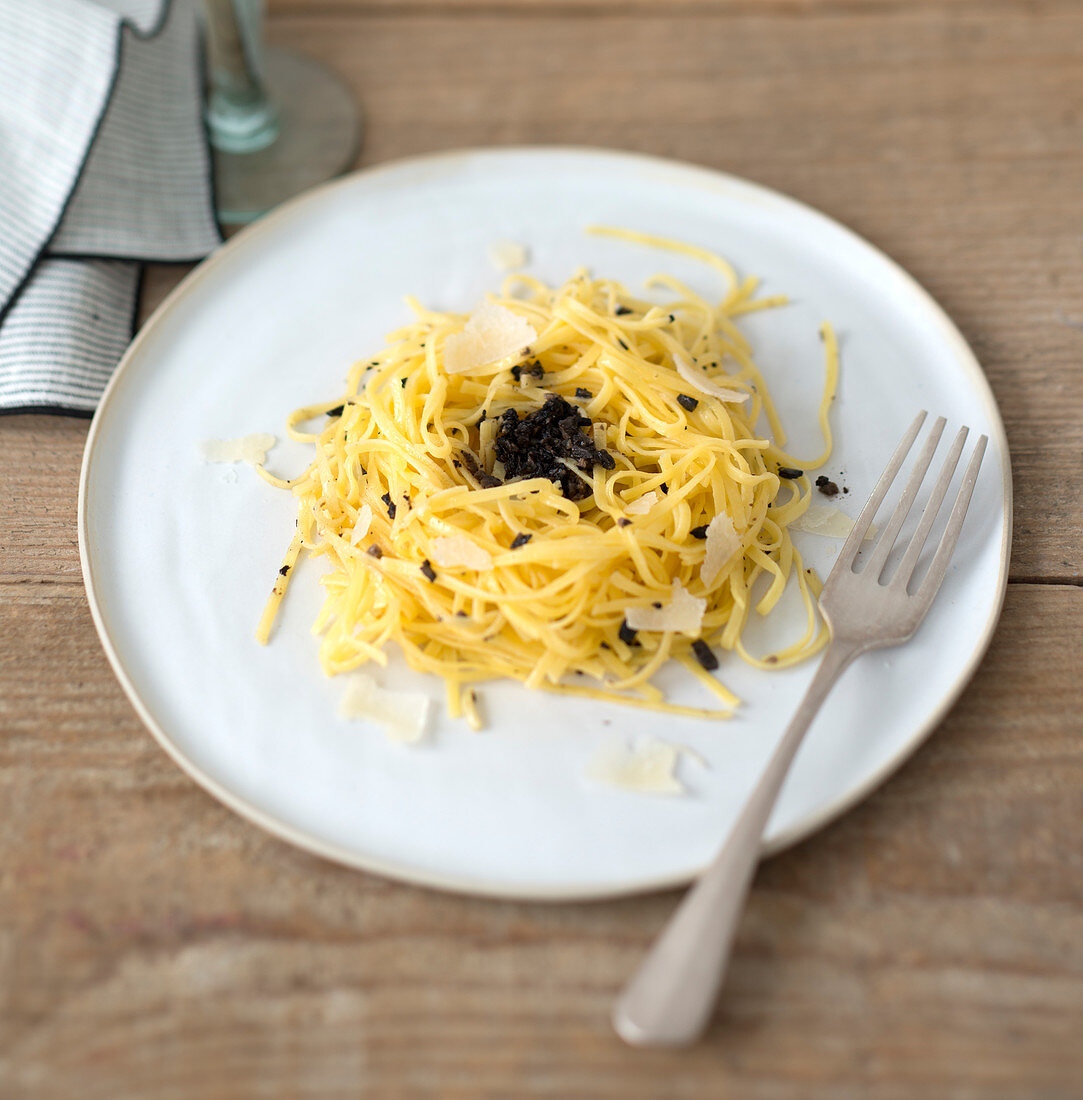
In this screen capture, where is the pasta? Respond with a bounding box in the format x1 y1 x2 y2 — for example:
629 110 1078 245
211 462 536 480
255 229 838 726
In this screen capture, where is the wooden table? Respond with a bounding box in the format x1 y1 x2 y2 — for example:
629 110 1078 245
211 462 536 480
2 1 1081 1095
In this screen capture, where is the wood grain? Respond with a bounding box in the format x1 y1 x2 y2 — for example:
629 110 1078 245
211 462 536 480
1 585 1080 1097
2 1 1082 1095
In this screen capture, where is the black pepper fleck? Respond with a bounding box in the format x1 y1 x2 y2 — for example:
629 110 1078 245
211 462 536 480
367 545 383 559
617 517 631 528
381 492 396 520
691 639 719 671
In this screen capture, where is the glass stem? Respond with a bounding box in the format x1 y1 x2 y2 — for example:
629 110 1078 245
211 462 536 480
203 0 279 153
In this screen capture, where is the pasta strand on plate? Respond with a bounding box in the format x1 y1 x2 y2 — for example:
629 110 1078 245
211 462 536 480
255 230 837 724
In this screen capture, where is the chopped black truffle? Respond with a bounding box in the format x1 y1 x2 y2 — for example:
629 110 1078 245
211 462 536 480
618 620 639 646
278 564 290 576
326 405 344 418
615 305 633 316
815 475 840 497
691 639 719 671
575 387 593 399
366 545 383 559
778 466 804 480
510 533 532 549
617 517 631 528
677 394 699 412
458 449 502 489
381 492 396 520
511 361 544 383
493 393 616 500
690 524 709 539
420 559 437 582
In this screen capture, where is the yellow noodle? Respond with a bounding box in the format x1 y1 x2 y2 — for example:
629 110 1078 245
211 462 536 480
256 232 839 723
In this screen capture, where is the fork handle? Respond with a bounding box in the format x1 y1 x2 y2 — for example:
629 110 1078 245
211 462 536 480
612 639 862 1047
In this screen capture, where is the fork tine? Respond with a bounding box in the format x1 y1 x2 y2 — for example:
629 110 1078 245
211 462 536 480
892 426 969 591
824 410 927 587
916 434 988 604
863 415 947 582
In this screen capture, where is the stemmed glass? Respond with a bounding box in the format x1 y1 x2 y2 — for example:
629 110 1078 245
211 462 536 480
202 0 361 225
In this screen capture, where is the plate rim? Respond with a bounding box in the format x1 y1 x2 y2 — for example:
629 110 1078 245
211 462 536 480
78 145 1013 900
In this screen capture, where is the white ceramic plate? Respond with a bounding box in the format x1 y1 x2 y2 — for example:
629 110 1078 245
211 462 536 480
79 148 1010 900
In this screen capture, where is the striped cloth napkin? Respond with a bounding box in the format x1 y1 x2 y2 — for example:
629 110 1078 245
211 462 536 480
0 0 220 414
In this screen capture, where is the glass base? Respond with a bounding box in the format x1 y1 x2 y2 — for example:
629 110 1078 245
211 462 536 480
213 46 361 226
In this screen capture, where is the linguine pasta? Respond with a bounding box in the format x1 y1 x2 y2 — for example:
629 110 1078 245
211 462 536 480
254 229 837 727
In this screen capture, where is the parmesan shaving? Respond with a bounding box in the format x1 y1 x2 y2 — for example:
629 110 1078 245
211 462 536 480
200 433 276 465
791 504 875 539
443 302 537 374
674 354 748 404
624 490 658 516
624 579 706 636
487 240 529 272
430 534 493 570
339 673 430 743
587 738 687 795
350 503 373 545
701 512 741 586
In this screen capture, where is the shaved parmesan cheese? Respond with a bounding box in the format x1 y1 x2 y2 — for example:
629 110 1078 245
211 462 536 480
790 504 875 539
430 534 493 570
624 490 658 516
587 738 687 795
487 240 529 271
673 354 748 404
200 433 276 465
625 579 706 636
443 302 537 375
339 673 430 744
701 512 741 586
350 503 373 545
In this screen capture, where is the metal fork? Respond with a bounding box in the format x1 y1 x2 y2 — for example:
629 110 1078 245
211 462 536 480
613 410 988 1048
